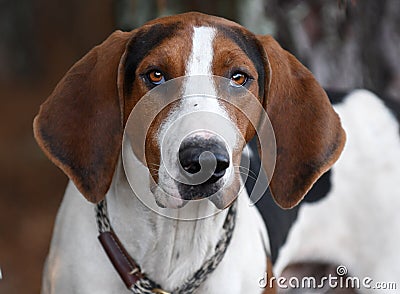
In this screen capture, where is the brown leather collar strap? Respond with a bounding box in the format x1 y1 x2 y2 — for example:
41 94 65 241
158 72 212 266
98 231 147 289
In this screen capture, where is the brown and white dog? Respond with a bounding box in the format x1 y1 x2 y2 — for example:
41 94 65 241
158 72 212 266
34 12 345 293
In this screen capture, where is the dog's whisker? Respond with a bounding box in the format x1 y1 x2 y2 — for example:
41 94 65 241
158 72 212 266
234 170 258 181
233 165 258 179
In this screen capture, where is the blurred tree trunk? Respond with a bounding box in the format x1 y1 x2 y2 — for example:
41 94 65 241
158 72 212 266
264 0 400 100
356 0 389 93
115 0 158 30
114 0 239 31
0 0 38 82
1 0 114 85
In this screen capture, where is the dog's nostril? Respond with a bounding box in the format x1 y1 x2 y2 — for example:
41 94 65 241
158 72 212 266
213 153 229 174
206 154 229 183
178 148 204 175
183 162 201 174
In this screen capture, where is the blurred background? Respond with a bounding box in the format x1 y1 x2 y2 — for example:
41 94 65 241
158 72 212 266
0 0 399 292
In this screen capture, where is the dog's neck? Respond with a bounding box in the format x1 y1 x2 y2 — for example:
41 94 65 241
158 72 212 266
105 158 229 290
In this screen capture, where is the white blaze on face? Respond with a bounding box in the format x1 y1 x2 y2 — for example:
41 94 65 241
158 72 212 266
186 26 216 76
182 26 237 147
155 26 238 208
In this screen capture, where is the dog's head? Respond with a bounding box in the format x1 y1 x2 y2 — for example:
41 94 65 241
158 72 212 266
34 12 345 210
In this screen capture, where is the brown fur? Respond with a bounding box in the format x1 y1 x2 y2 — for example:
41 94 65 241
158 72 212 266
212 31 261 143
33 31 131 203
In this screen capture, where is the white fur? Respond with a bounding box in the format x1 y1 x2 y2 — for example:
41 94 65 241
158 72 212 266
186 26 216 77
275 90 400 293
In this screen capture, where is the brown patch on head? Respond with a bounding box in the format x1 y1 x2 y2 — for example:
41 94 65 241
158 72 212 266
212 32 260 84
212 30 261 144
122 27 192 121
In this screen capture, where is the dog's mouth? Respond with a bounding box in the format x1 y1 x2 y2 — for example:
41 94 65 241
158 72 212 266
153 178 232 210
177 181 223 201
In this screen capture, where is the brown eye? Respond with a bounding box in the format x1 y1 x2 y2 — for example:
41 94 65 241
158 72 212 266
230 72 248 87
147 70 165 85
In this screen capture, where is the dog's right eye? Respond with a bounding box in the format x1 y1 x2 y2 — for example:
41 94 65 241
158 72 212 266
230 71 249 87
146 70 165 85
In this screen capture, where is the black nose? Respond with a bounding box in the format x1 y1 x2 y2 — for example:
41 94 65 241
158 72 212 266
178 137 230 184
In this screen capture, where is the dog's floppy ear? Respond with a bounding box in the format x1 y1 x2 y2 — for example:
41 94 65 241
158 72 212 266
257 35 346 209
33 31 131 203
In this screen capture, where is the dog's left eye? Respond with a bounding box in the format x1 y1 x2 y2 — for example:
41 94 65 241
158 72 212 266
147 70 165 85
230 72 248 87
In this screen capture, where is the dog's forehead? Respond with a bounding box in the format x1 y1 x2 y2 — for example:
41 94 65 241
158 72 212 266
137 14 257 57
123 13 265 97
147 13 260 53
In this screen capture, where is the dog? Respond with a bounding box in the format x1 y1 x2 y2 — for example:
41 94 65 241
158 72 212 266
269 90 400 293
34 12 345 293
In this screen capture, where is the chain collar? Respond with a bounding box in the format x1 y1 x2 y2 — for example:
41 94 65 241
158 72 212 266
95 199 237 294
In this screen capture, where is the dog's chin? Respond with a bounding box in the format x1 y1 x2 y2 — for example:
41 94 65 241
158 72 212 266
208 188 239 210
208 194 226 210
153 192 188 209
154 190 238 210
152 181 240 209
